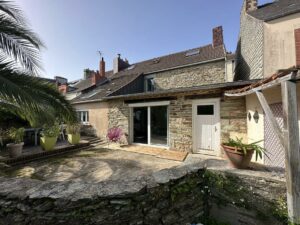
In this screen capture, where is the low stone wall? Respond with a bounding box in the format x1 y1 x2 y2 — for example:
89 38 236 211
0 159 287 225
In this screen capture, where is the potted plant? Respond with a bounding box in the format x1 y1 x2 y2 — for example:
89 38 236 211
66 123 81 145
6 127 25 158
40 122 60 151
222 138 265 169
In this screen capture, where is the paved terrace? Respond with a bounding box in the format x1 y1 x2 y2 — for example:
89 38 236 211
1 147 285 184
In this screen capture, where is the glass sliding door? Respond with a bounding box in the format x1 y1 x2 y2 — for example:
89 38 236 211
133 107 148 144
150 106 168 146
132 105 169 147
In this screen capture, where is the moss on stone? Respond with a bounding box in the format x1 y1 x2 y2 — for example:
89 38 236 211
271 196 289 224
170 175 199 202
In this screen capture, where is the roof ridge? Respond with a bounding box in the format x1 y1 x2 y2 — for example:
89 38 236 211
128 44 215 66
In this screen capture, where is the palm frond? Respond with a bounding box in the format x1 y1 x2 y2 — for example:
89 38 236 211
0 15 44 74
0 0 26 23
0 64 77 124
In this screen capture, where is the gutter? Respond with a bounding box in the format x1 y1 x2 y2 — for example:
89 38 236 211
71 98 105 105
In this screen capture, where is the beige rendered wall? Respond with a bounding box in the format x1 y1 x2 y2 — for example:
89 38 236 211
264 13 300 77
246 84 300 164
73 102 109 138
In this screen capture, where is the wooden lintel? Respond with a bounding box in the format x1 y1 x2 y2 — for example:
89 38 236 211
255 91 284 147
281 80 300 223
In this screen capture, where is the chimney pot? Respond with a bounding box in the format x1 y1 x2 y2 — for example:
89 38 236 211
58 84 68 94
245 0 257 12
213 26 224 48
113 54 130 74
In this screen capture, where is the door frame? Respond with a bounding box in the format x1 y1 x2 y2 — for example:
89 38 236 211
192 98 221 156
128 101 170 148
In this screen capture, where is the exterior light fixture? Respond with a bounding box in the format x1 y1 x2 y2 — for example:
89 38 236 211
248 112 252 121
253 110 259 123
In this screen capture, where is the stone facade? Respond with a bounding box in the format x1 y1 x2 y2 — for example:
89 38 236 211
220 96 247 143
154 60 225 90
108 100 130 134
0 162 287 225
108 95 247 153
235 1 264 80
169 96 193 152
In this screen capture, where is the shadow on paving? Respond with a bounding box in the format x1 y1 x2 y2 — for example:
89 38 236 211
2 148 181 183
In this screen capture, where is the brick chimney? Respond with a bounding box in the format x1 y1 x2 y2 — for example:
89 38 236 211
295 28 300 66
99 57 105 77
92 57 106 85
113 54 130 74
213 26 224 48
58 84 68 94
245 0 257 12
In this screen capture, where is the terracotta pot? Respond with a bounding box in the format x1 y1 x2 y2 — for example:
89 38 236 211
7 142 24 158
222 144 254 169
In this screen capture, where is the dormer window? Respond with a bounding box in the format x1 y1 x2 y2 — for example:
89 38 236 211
145 75 155 92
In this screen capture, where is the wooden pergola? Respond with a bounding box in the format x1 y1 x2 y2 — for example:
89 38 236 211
225 70 300 224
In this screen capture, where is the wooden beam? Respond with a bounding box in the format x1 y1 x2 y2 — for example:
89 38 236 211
255 91 284 147
225 72 299 97
281 80 300 223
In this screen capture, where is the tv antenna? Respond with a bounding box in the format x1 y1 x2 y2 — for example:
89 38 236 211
97 51 103 58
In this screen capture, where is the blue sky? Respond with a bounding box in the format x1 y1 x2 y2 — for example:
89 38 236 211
16 0 272 81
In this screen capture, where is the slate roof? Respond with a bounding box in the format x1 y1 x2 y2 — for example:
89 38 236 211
249 0 300 21
71 73 141 103
71 44 226 103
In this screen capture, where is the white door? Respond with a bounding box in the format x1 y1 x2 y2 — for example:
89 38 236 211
193 99 220 155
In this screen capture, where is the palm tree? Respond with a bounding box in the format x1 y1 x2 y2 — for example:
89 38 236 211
0 0 76 126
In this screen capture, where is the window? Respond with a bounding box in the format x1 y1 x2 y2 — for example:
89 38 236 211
197 105 214 115
77 111 89 124
144 75 155 92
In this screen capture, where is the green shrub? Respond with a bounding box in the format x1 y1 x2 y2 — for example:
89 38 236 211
223 137 266 161
41 122 60 138
66 123 80 135
8 127 25 144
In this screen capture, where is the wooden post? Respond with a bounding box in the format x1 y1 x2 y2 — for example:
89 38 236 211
281 80 300 223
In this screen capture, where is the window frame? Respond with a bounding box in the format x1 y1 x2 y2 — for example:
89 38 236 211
76 110 89 124
144 75 155 92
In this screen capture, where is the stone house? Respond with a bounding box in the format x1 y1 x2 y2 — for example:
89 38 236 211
70 26 254 156
233 0 300 167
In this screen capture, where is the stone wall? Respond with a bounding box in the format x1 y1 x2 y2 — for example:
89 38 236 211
235 2 264 80
0 161 287 225
154 60 225 90
108 96 247 153
108 100 130 134
220 96 247 143
169 96 193 152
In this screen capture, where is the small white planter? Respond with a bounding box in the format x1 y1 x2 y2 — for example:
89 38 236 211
6 142 24 158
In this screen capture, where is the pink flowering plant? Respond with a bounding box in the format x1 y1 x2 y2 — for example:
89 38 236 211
107 127 123 143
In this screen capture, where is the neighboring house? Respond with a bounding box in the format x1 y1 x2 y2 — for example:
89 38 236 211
233 0 300 167
70 26 255 156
